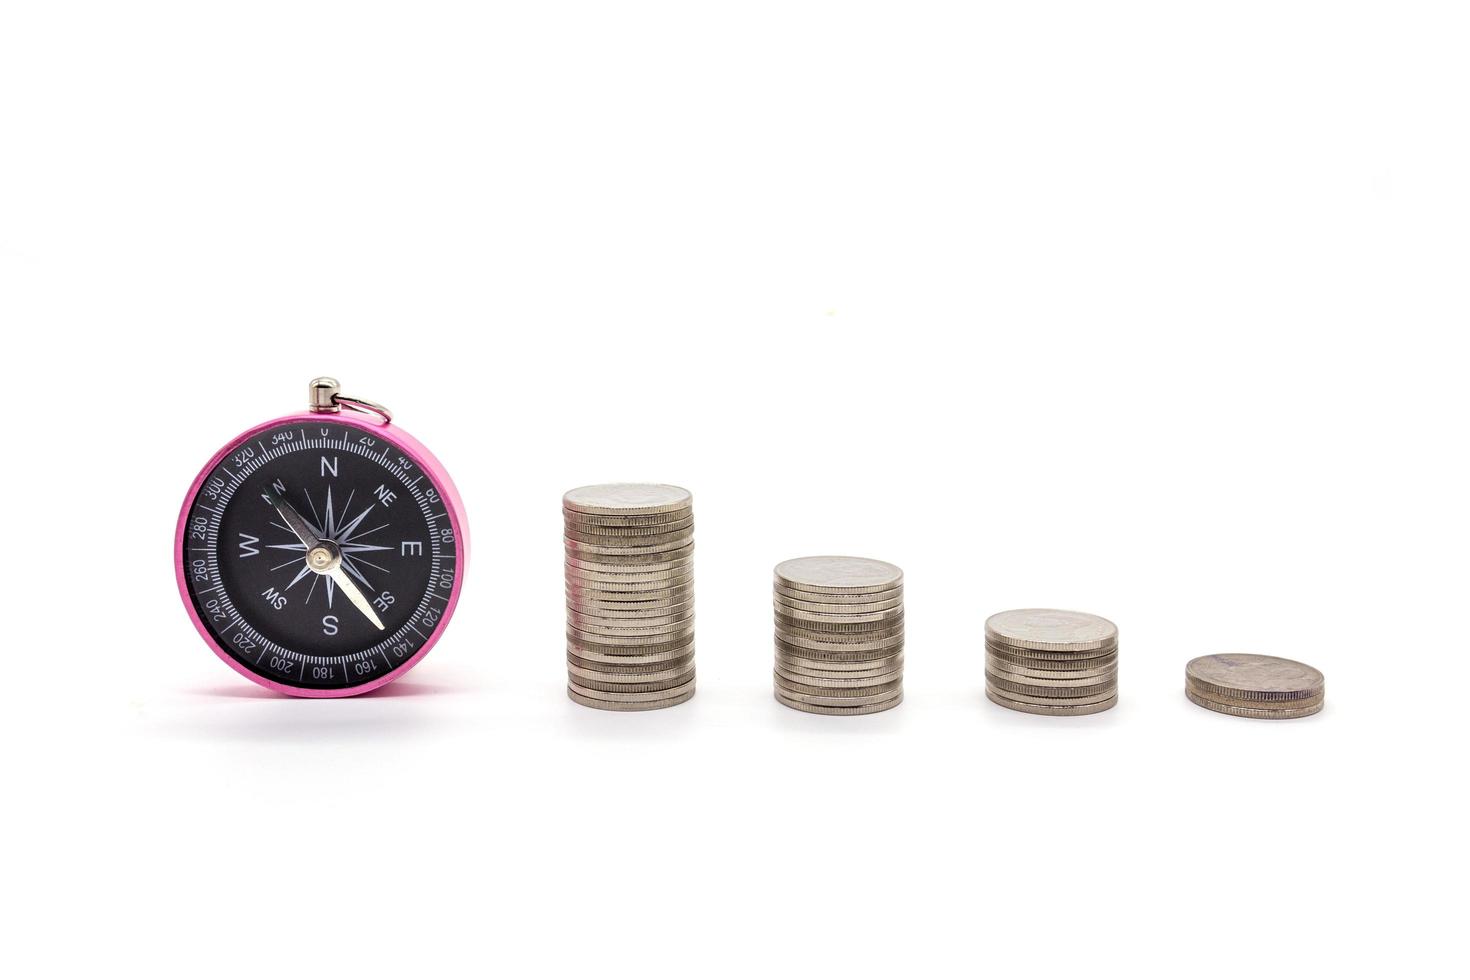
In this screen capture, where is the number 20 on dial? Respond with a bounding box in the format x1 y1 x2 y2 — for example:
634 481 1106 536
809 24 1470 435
175 378 468 697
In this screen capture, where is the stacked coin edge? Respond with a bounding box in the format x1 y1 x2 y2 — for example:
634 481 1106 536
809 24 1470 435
772 556 905 715
984 608 1119 716
1185 654 1325 719
564 484 695 711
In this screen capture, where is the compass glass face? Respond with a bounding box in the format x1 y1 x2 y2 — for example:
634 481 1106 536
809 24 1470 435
181 419 460 690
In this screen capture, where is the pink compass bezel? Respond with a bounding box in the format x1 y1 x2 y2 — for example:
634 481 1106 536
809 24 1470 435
174 410 470 698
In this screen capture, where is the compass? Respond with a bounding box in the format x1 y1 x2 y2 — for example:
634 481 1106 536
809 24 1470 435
175 378 468 697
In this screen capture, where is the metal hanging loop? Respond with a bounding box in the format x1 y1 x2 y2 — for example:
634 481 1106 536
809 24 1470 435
307 377 393 424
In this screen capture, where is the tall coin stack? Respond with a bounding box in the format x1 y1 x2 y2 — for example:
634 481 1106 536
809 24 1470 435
772 556 904 715
985 608 1119 715
564 484 695 711
1185 654 1325 719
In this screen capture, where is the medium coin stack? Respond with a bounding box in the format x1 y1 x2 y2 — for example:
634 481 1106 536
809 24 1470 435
985 608 1119 715
564 484 695 711
772 556 904 715
1186 654 1325 719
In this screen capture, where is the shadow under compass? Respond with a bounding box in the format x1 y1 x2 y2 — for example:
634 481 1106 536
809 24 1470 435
167 673 475 744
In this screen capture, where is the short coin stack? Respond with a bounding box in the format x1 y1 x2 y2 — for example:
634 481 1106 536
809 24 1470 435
564 484 695 711
772 556 904 715
985 608 1119 715
1186 654 1324 719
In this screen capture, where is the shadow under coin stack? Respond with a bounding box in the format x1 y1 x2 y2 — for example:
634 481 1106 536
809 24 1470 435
564 484 695 711
985 608 1119 715
772 556 905 715
1185 654 1324 719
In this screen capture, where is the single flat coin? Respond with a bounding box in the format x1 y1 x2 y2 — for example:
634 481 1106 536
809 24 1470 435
1185 683 1324 712
772 593 904 615
568 687 695 711
567 641 695 664
773 684 905 707
985 648 1118 676
775 667 904 690
772 599 904 624
566 598 696 620
776 654 905 677
566 585 696 605
986 671 1117 700
561 507 693 528
774 556 904 594
563 484 693 516
1185 689 1323 719
984 608 1119 653
564 524 696 546
774 631 905 655
566 570 695 590
986 689 1118 716
567 652 695 675
774 584 904 606
565 538 695 558
984 683 1117 706
569 678 697 703
564 515 694 536
774 613 905 635
984 654 1118 680
565 554 695 575
773 671 903 697
571 670 697 694
985 661 1118 688
775 690 903 715
567 624 695 647
1185 654 1325 701
775 654 904 677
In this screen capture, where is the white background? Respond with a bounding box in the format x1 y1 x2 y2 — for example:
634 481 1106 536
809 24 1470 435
3 2 1466 976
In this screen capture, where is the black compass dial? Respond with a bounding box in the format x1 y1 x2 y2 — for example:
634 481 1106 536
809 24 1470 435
181 419 460 690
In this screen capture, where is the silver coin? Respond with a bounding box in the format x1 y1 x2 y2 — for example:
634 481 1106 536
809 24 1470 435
567 640 695 664
774 664 904 690
564 593 696 617
775 653 905 677
771 593 904 615
1185 682 1324 711
565 554 695 575
566 584 696 605
568 615 696 636
1185 654 1324 700
776 654 905 677
564 515 695 536
984 683 1117 707
569 677 697 703
563 484 693 516
986 689 1118 716
773 683 905 707
774 672 903 699
986 661 1118 690
774 613 905 635
984 608 1118 653
984 654 1118 680
986 671 1117 700
565 537 695 558
561 507 694 528
1185 689 1323 719
568 652 695 675
773 583 904 606
984 638 1119 665
568 687 695 711
565 570 696 591
772 599 904 624
567 623 695 646
774 556 903 594
567 667 693 690
774 690 903 715
774 631 905 655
